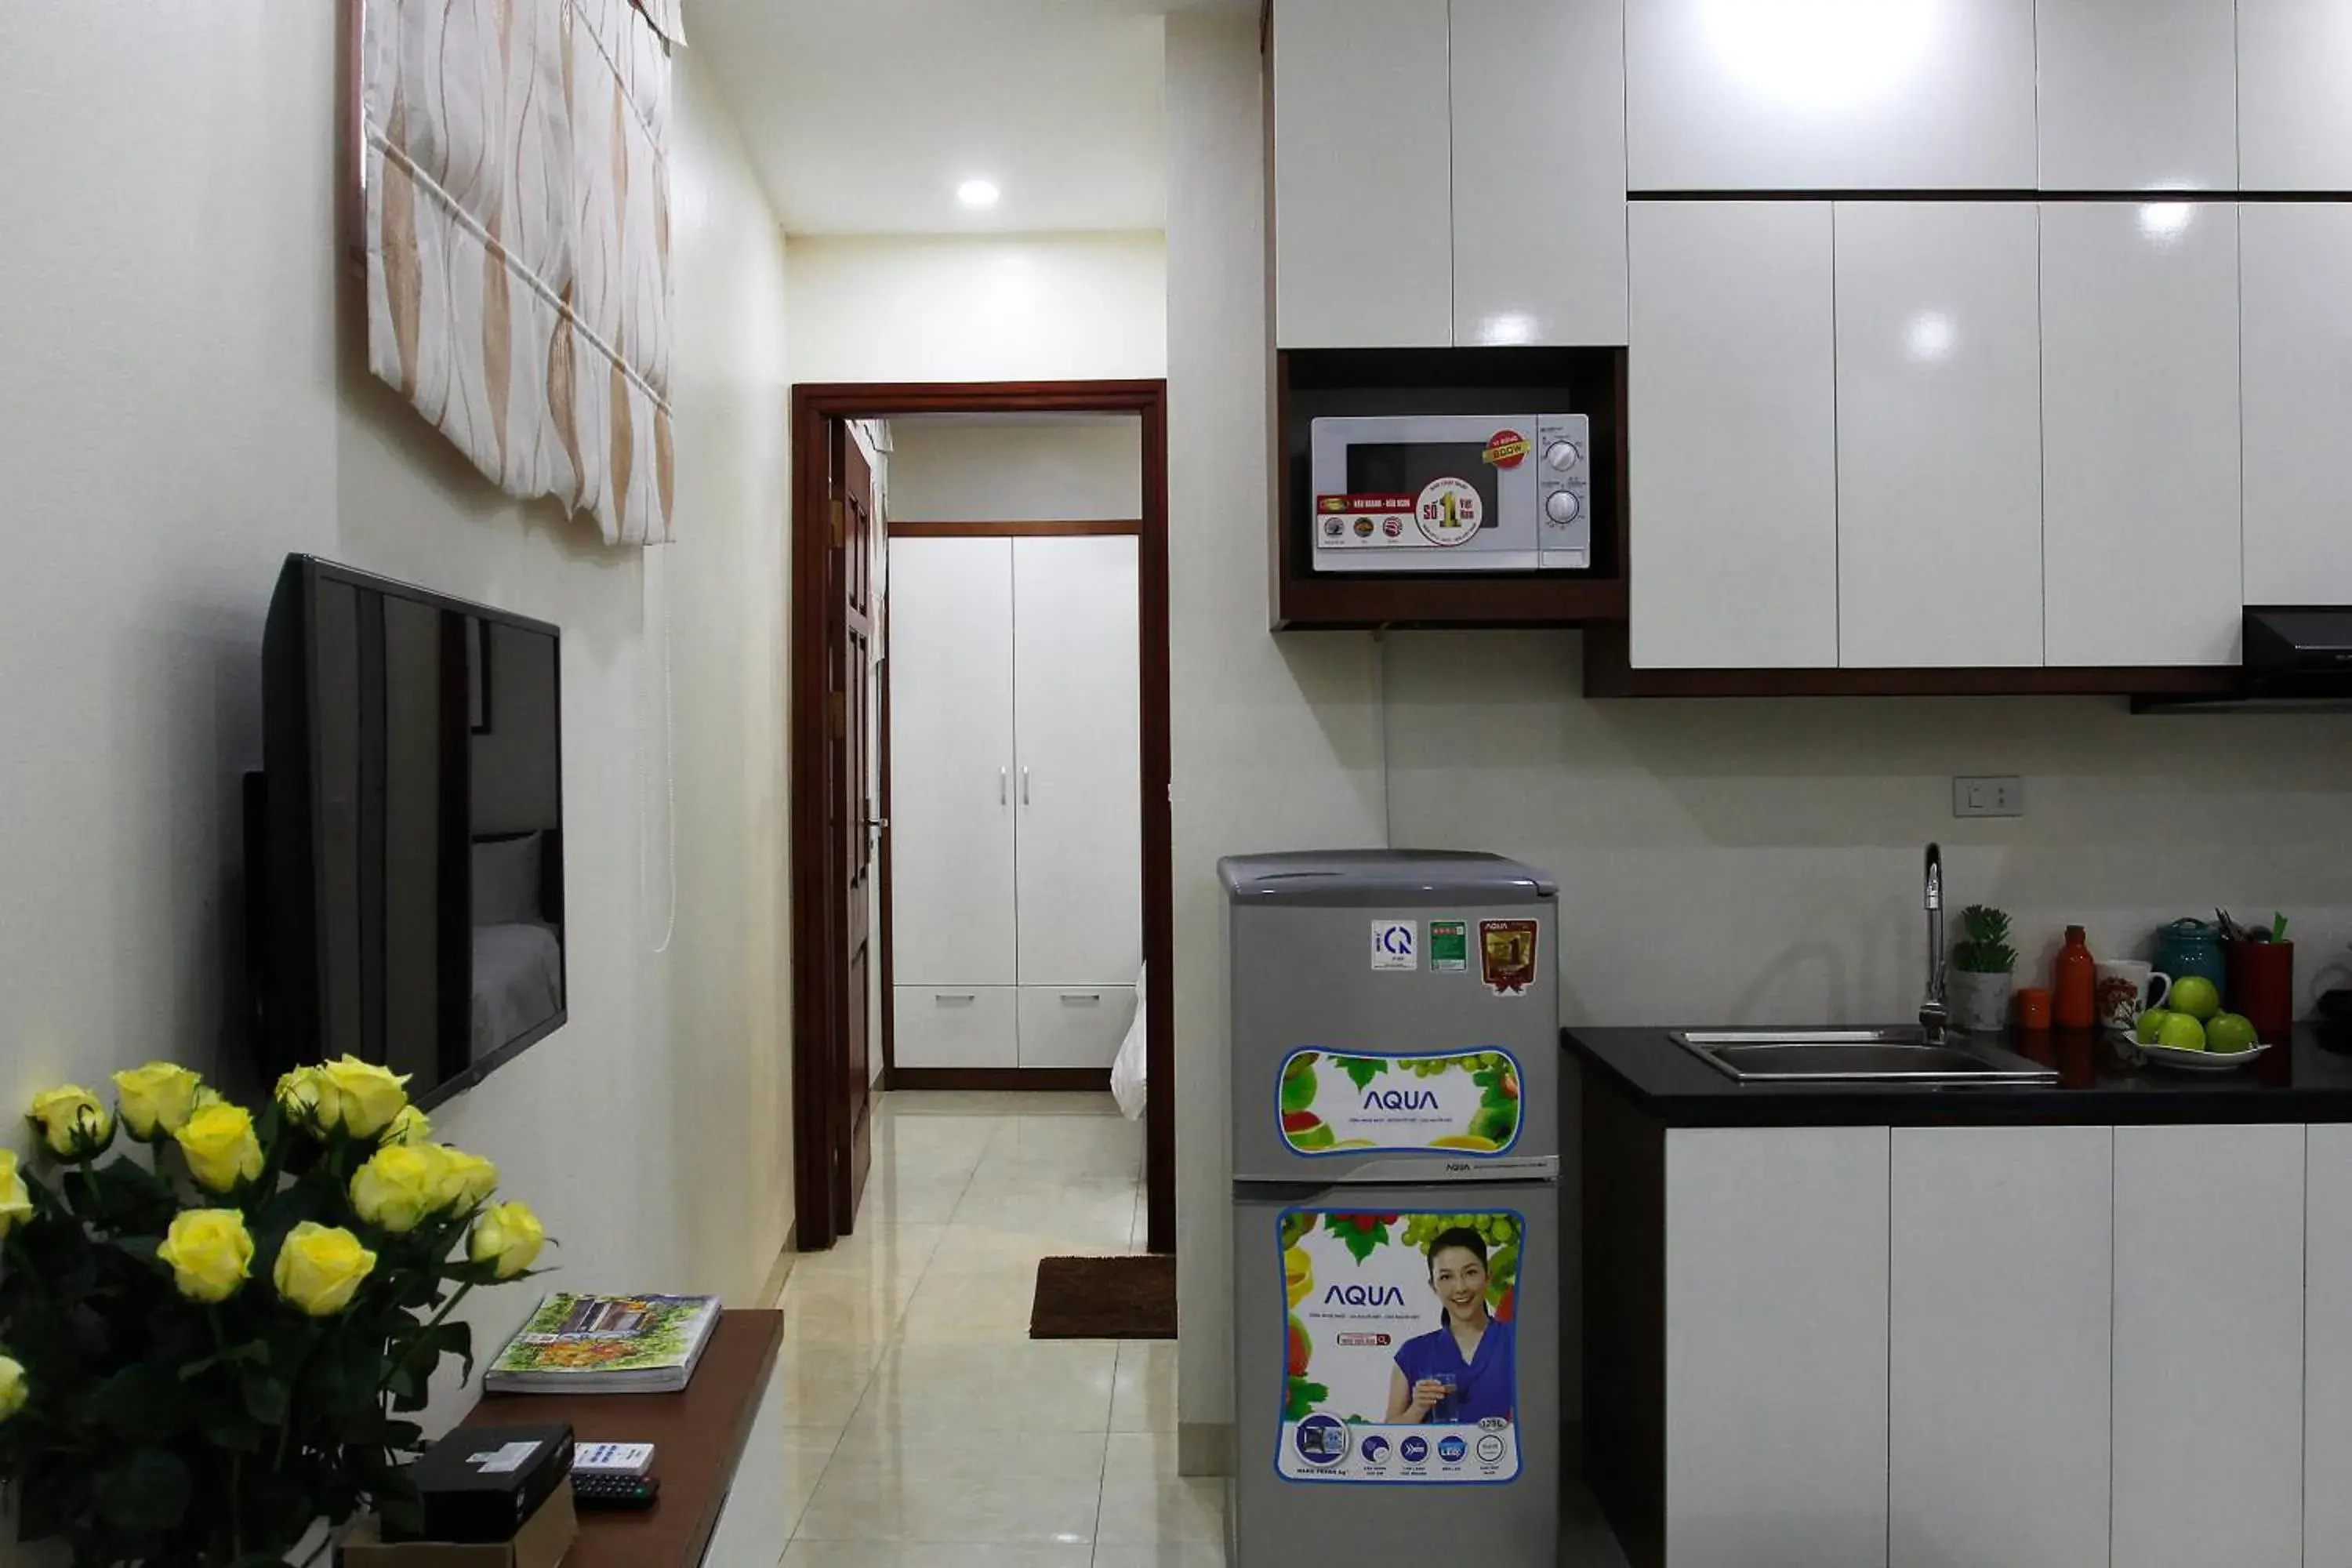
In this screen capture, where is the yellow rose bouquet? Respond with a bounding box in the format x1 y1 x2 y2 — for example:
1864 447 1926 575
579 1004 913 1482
0 1058 550 1567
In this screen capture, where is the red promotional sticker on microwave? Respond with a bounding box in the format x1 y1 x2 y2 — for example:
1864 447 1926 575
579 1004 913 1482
1415 478 1483 545
1483 430 1530 469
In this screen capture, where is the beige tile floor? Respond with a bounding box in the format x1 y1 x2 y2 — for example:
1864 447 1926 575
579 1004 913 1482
766 1091 1225 1568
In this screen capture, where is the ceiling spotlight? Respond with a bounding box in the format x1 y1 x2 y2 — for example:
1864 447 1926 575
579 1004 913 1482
956 179 1000 209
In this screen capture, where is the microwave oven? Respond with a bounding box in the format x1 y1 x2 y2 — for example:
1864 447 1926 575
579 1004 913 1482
1308 412 1592 573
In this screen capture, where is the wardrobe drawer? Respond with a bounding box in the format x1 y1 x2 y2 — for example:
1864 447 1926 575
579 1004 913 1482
893 986 1017 1069
1017 985 1138 1070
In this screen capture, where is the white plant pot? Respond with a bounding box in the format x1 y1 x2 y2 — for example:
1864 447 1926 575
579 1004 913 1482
1950 970 2016 1034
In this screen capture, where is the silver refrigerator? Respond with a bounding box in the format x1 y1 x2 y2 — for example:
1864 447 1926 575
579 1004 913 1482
1225 851 1560 1566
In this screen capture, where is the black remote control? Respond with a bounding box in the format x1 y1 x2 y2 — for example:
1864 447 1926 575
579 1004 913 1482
572 1472 660 1511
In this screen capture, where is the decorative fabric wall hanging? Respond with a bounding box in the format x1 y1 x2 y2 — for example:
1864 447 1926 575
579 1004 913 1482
361 0 685 545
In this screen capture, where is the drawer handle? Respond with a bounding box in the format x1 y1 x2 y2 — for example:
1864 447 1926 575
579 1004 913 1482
1059 993 1102 1004
935 993 977 1006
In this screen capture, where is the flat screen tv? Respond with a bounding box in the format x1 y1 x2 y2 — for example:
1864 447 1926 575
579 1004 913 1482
252 556 566 1110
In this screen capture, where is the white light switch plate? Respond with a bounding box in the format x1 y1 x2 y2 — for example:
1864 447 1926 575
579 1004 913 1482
1952 776 2025 818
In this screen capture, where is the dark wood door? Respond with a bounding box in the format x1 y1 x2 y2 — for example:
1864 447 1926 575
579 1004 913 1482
830 423 877 1233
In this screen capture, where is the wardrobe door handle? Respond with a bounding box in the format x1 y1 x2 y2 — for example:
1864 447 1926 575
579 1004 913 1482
935 993 977 1006
999 768 1007 805
1022 768 1031 805
1059 993 1102 1005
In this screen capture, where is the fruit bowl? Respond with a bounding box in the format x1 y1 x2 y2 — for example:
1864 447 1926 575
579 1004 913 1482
2129 1038 2272 1073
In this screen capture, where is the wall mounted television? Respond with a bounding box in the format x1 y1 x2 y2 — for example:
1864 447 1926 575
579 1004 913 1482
251 557 566 1112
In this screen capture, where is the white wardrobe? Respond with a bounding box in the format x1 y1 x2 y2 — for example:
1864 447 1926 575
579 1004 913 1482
888 533 1142 1072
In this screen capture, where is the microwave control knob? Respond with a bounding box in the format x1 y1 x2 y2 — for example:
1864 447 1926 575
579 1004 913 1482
1544 491 1581 524
1544 441 1580 471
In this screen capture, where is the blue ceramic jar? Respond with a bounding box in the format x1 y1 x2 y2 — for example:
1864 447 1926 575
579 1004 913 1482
2153 917 2229 1003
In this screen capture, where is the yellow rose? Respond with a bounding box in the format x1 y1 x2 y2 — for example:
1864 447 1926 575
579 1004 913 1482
382 1105 431 1147
273 1222 376 1316
349 1145 444 1234
431 1148 499 1213
469 1202 546 1280
156 1208 254 1304
27 1086 112 1159
0 1152 31 1241
0 1356 26 1422
111 1062 204 1141
173 1103 263 1194
274 1065 336 1131
317 1057 410 1138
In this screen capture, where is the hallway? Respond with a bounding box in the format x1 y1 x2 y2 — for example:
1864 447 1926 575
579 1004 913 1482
763 1091 1222 1566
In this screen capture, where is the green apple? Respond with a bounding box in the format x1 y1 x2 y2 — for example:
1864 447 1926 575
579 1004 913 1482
2206 1012 2260 1055
2156 1012 2209 1052
2135 1007 2175 1046
2170 975 2223 1022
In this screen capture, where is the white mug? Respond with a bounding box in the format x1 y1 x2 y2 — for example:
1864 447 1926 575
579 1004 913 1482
2095 960 2172 1032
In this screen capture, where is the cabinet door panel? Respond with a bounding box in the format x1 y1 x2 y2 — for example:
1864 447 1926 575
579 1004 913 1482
2111 1124 2303 1568
2307 1123 2352 1561
1835 202 2043 667
2239 0 2352 191
887 537 1015 985
1889 1127 2111 1566
1629 202 1837 669
2036 0 2237 191
1016 985 1138 1070
892 986 1018 1070
1665 1127 1889 1568
1271 0 1451 347
2040 202 2241 666
1625 0 2035 191
1012 536 1141 986
2241 204 2352 604
1451 0 1627 347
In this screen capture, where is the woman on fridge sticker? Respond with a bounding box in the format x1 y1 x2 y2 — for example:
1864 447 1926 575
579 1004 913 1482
1385 1226 1515 1425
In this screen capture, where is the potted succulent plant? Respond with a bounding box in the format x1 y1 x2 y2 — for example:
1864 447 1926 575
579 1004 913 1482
1951 905 2020 1033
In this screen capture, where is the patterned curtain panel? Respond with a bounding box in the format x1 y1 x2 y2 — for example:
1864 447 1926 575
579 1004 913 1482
362 0 684 546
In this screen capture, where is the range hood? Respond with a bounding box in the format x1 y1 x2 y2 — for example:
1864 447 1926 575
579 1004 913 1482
2134 607 2352 712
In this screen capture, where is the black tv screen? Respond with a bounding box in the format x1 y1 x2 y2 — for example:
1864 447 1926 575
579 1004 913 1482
256 557 565 1109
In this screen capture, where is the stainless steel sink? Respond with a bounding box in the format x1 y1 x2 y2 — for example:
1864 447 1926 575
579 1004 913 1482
1671 1028 2060 1086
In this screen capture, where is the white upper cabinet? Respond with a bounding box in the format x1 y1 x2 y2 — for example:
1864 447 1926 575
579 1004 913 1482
2039 201 2241 666
2036 0 2238 191
1272 0 1452 348
1629 201 1837 669
1625 0 2035 191
2240 0 2352 190
1835 202 2043 667
2242 204 2352 604
1451 0 1628 347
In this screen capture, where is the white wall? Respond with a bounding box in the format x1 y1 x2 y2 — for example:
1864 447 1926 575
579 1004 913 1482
889 419 1145 521
786 233 1167 384
0 2 794 1489
1164 14 1387 1474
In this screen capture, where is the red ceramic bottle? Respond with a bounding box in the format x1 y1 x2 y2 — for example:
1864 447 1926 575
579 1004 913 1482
2055 926 2097 1029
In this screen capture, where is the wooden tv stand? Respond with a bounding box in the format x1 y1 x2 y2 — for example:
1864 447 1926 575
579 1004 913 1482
463 1309 785 1568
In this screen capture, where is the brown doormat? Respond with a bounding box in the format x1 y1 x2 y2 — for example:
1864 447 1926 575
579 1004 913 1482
1030 1254 1178 1339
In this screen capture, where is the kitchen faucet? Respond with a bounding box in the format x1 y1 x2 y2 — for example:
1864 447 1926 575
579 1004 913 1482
1920 842 1950 1045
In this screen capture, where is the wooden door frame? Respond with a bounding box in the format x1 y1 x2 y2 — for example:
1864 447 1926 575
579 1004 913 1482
790 379 1175 1256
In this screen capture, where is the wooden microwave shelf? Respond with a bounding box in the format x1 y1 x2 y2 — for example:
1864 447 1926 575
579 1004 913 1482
1273 347 1632 631
462 1308 783 1568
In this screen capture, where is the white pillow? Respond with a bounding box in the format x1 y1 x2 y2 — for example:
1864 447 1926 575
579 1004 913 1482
472 833 543 926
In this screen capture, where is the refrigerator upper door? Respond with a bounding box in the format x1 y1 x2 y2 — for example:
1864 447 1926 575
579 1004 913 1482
1223 853 1560 1185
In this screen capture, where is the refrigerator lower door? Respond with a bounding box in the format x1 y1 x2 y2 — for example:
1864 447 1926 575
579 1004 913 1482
1232 1181 1561 1567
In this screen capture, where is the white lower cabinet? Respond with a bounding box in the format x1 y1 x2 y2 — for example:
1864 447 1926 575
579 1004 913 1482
1888 1127 2111 1566
2307 1124 2352 1561
891 985 1017 1070
1664 1127 1889 1568
2111 1123 2306 1568
1015 985 1138 1070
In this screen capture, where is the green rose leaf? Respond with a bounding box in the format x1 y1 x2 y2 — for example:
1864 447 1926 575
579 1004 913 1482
239 1364 290 1426
93 1447 192 1536
85 1363 187 1443
197 1399 267 1454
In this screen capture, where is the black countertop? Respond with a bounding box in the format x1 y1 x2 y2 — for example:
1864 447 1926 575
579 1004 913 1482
1564 1022 2352 1127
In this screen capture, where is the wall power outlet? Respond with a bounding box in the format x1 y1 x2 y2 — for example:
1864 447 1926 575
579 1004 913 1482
1952 776 2024 818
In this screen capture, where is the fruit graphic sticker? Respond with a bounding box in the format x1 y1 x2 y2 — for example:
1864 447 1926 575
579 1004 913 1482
1276 1207 1525 1485
1277 1049 1521 1157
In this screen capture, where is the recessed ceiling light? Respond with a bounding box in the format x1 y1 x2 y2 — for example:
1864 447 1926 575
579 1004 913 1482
956 179 1000 209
